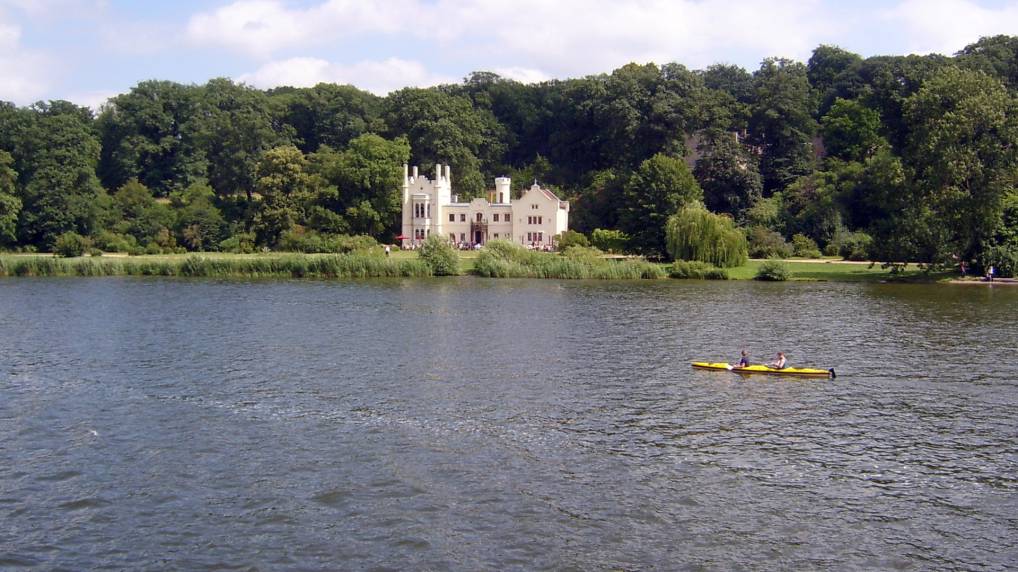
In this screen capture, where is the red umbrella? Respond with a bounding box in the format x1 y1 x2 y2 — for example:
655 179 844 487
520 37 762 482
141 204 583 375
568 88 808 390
394 235 408 240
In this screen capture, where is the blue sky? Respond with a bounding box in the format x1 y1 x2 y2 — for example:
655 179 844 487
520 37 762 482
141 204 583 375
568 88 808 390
2 0 1017 108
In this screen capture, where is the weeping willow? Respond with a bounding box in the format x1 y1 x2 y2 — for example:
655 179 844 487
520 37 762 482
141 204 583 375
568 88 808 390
665 204 748 268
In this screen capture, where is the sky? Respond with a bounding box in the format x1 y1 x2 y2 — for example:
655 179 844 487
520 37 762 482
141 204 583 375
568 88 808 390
1 0 1018 109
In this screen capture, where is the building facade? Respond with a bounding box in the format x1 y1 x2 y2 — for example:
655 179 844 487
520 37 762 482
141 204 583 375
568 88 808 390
401 164 569 248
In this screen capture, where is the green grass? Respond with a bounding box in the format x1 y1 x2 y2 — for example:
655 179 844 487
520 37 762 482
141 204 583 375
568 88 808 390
725 259 944 282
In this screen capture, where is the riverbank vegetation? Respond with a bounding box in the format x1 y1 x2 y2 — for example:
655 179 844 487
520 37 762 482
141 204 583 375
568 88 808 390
0 250 938 283
1 37 1016 277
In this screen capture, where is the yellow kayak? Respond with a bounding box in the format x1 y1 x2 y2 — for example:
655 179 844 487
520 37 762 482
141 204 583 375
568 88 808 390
691 362 836 378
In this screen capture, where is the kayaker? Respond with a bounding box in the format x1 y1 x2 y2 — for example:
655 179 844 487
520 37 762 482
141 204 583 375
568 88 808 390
768 352 787 369
735 350 750 368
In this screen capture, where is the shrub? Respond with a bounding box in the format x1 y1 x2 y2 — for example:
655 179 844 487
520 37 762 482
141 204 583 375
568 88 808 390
755 259 790 281
839 231 873 261
747 226 793 258
219 232 257 254
669 260 729 280
278 229 379 254
556 230 590 251
665 205 748 267
980 242 1018 278
561 245 605 259
53 232 91 257
791 234 822 258
418 235 459 276
92 230 139 253
591 228 630 253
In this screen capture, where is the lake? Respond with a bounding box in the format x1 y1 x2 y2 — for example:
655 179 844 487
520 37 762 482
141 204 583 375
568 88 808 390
1 277 1016 570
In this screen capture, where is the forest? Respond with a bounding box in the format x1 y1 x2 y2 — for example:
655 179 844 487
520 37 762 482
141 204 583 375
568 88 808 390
0 36 1016 275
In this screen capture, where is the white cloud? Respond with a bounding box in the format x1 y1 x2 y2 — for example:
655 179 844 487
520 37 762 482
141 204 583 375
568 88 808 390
883 0 1018 56
0 17 53 103
186 0 410 58
65 89 119 112
492 67 550 84
237 57 455 94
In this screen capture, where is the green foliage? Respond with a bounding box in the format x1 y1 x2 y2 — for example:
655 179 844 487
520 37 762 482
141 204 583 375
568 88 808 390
693 133 763 220
791 234 822 258
93 230 141 254
0 151 21 245
590 228 630 253
418 235 459 276
474 239 664 279
556 230 589 250
620 153 703 256
836 231 873 261
747 226 793 258
277 229 378 253
219 232 257 254
749 58 817 193
755 259 791 281
665 204 748 267
53 232 92 257
669 260 729 279
820 98 884 162
899 67 1018 264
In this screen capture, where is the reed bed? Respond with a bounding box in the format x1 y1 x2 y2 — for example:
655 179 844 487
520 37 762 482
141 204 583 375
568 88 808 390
473 241 665 280
0 254 432 279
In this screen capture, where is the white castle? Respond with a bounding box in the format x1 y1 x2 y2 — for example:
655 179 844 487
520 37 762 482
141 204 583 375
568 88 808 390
401 164 569 248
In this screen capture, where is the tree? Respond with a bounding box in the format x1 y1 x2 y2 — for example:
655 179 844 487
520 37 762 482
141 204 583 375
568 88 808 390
749 58 818 193
900 67 1018 264
820 98 884 162
97 80 208 196
382 88 503 197
418 235 458 275
619 153 703 256
0 151 21 245
172 183 226 250
807 45 864 115
665 204 748 267
271 83 383 153
17 106 107 248
693 133 763 220
252 145 315 245
112 179 175 246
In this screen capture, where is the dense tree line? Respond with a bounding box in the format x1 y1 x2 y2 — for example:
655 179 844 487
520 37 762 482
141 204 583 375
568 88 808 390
1 36 1017 275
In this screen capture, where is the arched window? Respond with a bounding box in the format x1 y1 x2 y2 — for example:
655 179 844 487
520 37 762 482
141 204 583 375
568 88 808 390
476 213 483 222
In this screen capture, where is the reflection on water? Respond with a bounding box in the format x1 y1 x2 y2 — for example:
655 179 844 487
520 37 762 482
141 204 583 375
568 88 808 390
1 278 1016 570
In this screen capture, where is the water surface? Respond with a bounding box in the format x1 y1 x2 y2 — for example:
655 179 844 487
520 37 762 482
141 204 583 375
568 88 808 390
1 278 1016 570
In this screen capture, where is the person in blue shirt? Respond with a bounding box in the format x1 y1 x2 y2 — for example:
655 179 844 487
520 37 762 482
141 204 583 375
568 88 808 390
735 350 750 368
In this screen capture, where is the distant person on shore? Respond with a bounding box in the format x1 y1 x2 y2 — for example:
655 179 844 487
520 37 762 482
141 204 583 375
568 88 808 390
960 260 967 276
987 265 995 282
768 352 787 369
385 245 391 257
735 350 750 368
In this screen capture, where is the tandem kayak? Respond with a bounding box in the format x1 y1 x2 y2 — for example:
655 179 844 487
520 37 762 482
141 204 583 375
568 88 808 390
691 362 836 379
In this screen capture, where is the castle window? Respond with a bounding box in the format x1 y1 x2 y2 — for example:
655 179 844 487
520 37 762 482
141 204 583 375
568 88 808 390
449 234 455 241
426 204 430 218
505 214 510 222
460 233 465 242
531 204 538 210
494 233 499 239
538 216 543 224
460 214 466 222
449 214 454 222
493 213 499 222
499 192 504 203
476 213 483 222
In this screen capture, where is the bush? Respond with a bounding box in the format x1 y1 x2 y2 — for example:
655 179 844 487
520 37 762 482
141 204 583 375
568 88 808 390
92 230 139 254
418 235 459 276
556 230 590 251
219 232 257 254
839 231 873 261
981 242 1018 278
755 259 790 281
590 228 630 253
669 260 729 280
747 226 793 258
561 245 605 259
665 205 748 267
53 232 91 257
278 229 379 254
791 234 822 258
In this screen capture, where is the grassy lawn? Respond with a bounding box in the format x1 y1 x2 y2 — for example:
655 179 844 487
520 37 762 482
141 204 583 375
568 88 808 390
726 259 944 282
